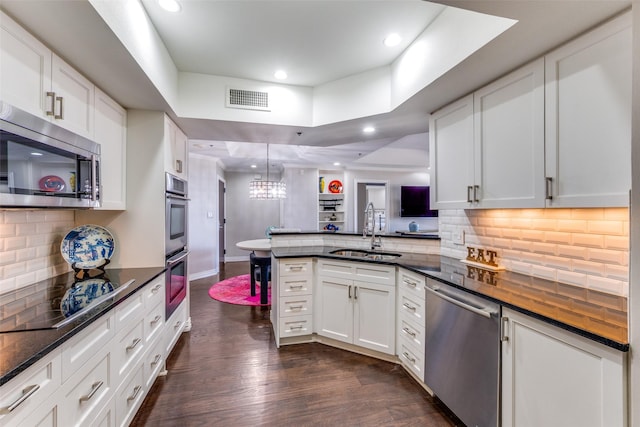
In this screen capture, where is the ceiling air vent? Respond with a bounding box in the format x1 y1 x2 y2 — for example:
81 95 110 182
226 87 270 111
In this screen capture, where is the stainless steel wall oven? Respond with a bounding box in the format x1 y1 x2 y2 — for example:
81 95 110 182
165 173 189 319
0 102 100 208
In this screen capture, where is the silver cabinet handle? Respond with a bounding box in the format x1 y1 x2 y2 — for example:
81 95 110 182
402 302 416 312
545 177 553 200
289 284 304 290
403 279 417 288
151 283 162 293
288 305 304 310
289 265 304 271
150 315 162 326
79 381 103 402
467 186 473 203
0 384 40 414
290 324 304 330
402 327 416 337
348 285 352 299
46 92 55 116
126 338 142 352
127 385 143 403
151 354 162 367
402 352 416 364
501 317 510 342
354 286 358 300
54 96 63 119
174 320 182 329
474 185 480 202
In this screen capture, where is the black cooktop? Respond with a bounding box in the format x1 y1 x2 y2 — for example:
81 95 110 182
0 269 141 333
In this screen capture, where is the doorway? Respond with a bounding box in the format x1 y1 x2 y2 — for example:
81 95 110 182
354 180 389 233
218 178 226 267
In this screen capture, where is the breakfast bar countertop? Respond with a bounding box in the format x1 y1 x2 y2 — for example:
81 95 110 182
271 247 629 352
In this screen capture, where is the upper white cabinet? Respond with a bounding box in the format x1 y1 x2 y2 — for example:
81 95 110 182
544 12 631 207
0 11 94 139
164 116 188 180
429 94 474 209
429 59 544 209
473 58 545 208
95 88 127 210
502 308 627 427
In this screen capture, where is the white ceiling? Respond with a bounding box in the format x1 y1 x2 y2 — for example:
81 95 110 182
0 0 632 172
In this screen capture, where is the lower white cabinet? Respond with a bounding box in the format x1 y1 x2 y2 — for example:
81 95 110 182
316 259 395 355
501 308 627 427
274 258 314 345
396 268 426 381
165 299 188 356
115 363 145 427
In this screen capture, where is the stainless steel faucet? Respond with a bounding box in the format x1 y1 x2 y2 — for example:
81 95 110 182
363 202 381 250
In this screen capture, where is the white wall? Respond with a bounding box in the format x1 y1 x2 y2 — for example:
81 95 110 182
281 167 317 231
188 154 220 280
224 172 281 260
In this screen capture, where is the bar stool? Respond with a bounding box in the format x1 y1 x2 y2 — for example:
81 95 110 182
249 252 271 305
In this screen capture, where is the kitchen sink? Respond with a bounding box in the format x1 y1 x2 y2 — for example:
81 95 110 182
329 249 401 261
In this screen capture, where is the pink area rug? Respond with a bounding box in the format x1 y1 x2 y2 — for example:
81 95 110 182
208 274 271 306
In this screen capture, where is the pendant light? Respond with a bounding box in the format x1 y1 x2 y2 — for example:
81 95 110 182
249 144 286 199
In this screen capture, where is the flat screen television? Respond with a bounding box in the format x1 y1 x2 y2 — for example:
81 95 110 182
400 186 438 217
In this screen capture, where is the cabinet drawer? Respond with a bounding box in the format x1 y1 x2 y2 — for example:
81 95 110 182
354 263 395 285
115 363 145 427
398 269 426 301
115 290 144 330
143 276 165 311
279 315 313 338
61 313 115 382
398 314 425 355
165 300 187 355
114 317 145 383
0 349 61 427
398 293 425 327
279 276 312 296
280 295 313 317
61 351 112 427
279 259 313 276
144 338 165 390
399 342 425 382
144 300 165 345
317 259 354 278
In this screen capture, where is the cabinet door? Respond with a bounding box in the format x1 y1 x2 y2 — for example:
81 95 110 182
0 11 52 118
51 54 94 139
429 94 475 208
316 275 353 344
164 116 188 179
545 12 631 207
502 308 627 427
95 87 127 210
353 281 395 355
474 58 545 208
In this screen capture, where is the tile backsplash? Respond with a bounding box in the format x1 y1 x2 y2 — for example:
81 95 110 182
439 208 629 296
0 210 73 294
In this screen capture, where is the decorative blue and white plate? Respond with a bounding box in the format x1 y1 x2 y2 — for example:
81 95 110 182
60 279 114 317
60 224 115 269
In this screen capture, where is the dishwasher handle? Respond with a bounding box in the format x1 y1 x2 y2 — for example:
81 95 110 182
425 285 498 319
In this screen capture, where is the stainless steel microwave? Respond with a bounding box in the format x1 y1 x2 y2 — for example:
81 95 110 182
0 101 101 208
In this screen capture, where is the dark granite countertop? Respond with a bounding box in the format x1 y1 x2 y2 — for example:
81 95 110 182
0 267 166 386
272 247 629 352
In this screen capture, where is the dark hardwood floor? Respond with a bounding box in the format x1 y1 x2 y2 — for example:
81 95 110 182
131 262 458 426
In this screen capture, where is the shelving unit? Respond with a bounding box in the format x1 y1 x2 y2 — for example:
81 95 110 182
318 171 345 231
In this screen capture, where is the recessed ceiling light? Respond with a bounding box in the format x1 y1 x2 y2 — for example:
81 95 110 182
333 162 340 166
383 33 401 47
158 0 181 12
30 152 43 156
363 126 376 134
251 164 257 168
274 70 288 80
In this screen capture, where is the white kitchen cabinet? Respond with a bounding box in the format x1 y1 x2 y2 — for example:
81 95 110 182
544 12 631 207
396 268 426 381
165 298 188 356
0 349 62 427
430 59 544 209
0 10 52 118
0 11 94 139
501 308 627 427
274 258 314 345
318 171 345 231
115 362 145 427
429 94 474 209
316 259 395 355
95 87 127 210
164 115 188 180
472 58 545 208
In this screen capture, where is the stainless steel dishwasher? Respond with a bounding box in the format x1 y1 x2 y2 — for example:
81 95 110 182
424 279 501 427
